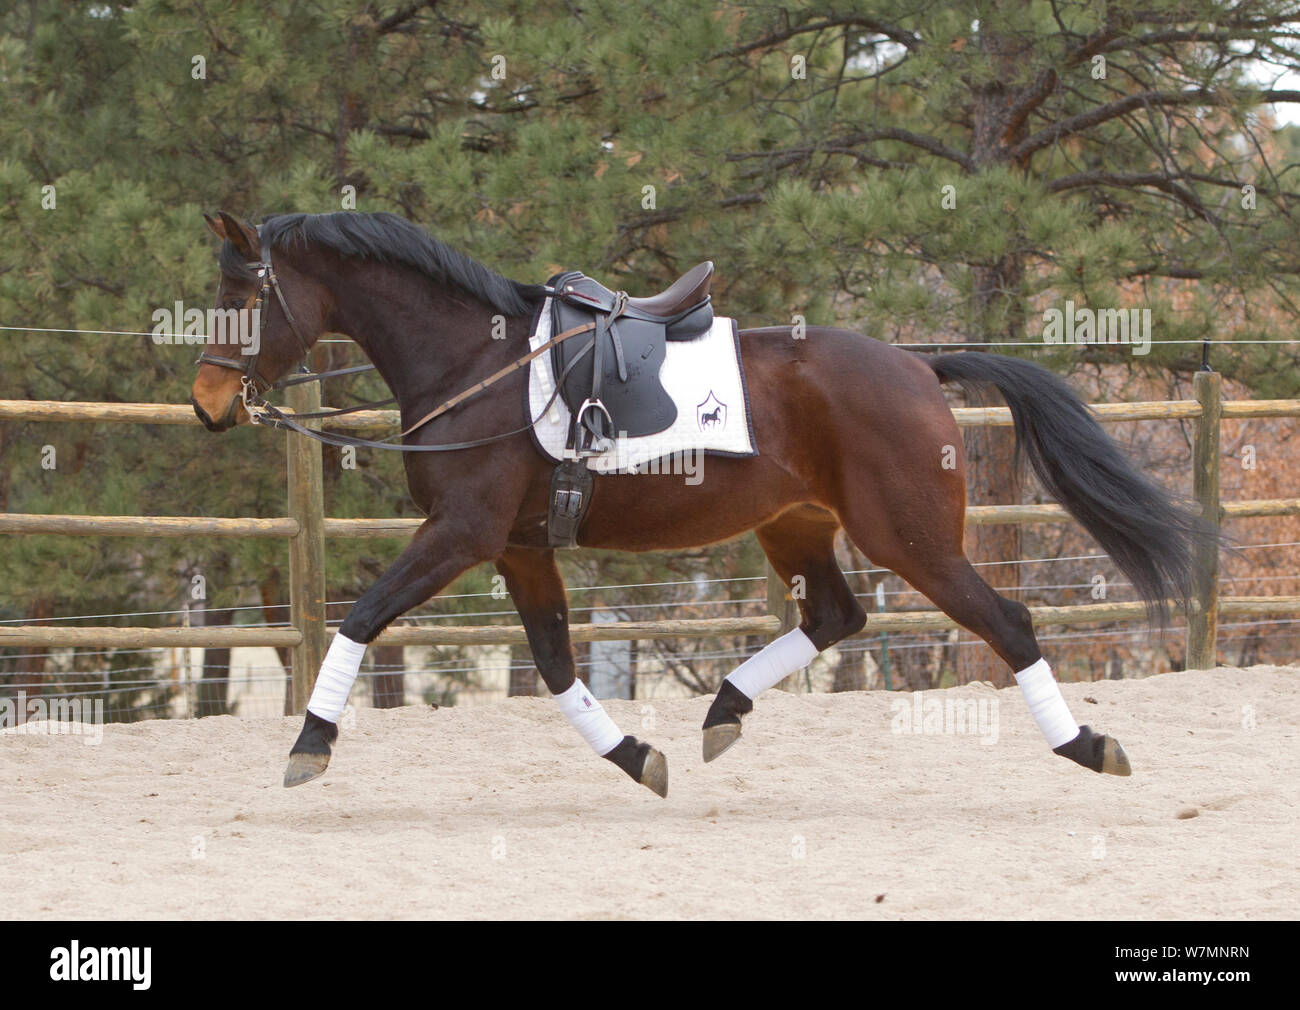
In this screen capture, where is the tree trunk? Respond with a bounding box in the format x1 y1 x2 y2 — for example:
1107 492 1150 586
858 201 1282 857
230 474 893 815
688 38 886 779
507 642 539 696
1237 632 1261 669
832 644 867 692
895 639 935 692
370 643 405 708
258 570 295 716
15 596 52 722
197 606 233 717
956 421 1022 686
955 15 1037 687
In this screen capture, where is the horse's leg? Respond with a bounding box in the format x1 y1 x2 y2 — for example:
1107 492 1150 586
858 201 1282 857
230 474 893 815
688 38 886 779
284 516 502 786
837 497 1132 776
495 546 667 797
702 506 866 760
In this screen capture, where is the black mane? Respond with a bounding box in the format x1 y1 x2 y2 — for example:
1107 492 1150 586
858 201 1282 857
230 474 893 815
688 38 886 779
219 211 544 317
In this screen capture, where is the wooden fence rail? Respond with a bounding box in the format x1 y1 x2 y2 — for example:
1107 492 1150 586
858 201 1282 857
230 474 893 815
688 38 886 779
2 386 1298 707
5 598 1299 651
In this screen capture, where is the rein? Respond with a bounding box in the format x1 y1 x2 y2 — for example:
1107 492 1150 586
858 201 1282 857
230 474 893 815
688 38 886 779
247 318 597 453
197 247 595 452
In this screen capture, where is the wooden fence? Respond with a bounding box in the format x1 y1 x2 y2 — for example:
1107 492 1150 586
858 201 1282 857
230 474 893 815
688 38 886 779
2 371 1298 708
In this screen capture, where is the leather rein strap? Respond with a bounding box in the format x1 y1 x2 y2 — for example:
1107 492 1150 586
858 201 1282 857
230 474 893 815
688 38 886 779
393 319 594 439
247 318 597 453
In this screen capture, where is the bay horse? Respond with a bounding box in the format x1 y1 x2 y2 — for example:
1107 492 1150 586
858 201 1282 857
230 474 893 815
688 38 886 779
192 211 1204 797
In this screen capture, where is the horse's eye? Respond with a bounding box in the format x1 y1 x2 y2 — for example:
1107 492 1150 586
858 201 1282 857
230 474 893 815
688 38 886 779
223 298 245 310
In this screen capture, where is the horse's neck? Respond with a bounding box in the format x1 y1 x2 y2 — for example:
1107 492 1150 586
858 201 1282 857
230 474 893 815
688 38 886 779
333 273 516 420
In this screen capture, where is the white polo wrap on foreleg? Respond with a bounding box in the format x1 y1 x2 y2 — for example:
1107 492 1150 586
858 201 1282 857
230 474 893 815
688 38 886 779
725 628 819 700
306 633 368 725
1014 658 1080 748
554 679 624 756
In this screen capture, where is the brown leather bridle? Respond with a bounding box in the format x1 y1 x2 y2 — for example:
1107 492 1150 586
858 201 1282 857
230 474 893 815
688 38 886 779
196 243 597 452
195 249 315 412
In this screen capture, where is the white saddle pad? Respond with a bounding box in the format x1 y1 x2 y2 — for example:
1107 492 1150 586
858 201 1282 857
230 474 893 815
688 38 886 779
526 298 757 473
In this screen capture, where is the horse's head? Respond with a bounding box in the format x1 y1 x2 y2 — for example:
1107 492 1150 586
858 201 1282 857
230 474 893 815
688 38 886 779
191 212 330 431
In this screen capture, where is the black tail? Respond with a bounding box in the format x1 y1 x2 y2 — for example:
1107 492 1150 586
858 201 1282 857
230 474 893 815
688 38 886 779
928 351 1212 620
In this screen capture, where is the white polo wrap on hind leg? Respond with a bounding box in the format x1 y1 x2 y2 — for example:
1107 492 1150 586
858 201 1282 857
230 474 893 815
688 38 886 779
725 628 819 700
554 679 624 756
1014 658 1080 748
306 633 368 725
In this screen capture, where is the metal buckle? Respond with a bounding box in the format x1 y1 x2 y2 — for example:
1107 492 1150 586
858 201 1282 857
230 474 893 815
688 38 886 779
240 375 267 425
555 488 584 518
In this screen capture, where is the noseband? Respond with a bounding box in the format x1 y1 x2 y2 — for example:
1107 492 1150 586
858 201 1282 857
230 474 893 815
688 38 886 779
195 248 314 410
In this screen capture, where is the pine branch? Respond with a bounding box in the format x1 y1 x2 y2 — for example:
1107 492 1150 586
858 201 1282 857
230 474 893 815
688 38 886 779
1044 170 1210 219
1049 169 1300 202
374 3 436 35
1013 88 1300 160
1004 68 1060 140
842 129 973 170
1096 27 1300 54
715 14 921 58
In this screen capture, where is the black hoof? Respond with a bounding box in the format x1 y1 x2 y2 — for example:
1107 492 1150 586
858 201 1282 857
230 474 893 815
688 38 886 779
1053 724 1132 777
701 681 752 762
604 735 669 798
284 710 338 788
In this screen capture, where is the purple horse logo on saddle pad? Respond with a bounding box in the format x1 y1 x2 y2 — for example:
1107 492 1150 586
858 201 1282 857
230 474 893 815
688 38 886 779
697 390 727 431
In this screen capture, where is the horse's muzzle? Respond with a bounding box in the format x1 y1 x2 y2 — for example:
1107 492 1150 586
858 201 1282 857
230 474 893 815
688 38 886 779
191 395 239 433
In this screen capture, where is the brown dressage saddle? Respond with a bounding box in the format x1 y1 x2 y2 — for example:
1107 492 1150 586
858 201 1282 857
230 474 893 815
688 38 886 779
547 261 714 449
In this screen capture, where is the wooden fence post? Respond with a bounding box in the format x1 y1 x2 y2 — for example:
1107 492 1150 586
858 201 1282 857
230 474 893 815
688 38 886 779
286 380 328 714
1187 370 1222 670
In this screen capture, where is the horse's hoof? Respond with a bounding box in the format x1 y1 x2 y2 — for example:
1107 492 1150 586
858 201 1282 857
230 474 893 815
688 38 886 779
702 723 742 763
1101 735 1132 777
602 736 667 796
1054 724 1133 776
640 746 669 798
284 752 330 788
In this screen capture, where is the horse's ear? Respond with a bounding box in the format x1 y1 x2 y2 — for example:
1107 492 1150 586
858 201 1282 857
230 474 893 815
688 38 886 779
217 212 261 261
203 212 226 240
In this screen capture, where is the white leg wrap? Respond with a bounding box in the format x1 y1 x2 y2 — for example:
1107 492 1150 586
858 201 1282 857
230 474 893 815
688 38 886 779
306 633 367 725
1014 658 1080 749
725 628 819 700
554 679 624 756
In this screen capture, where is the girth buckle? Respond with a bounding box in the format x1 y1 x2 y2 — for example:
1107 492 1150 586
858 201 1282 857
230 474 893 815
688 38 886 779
548 458 595 549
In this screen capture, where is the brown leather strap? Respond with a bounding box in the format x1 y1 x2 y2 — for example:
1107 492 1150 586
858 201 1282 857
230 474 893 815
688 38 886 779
397 320 596 439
